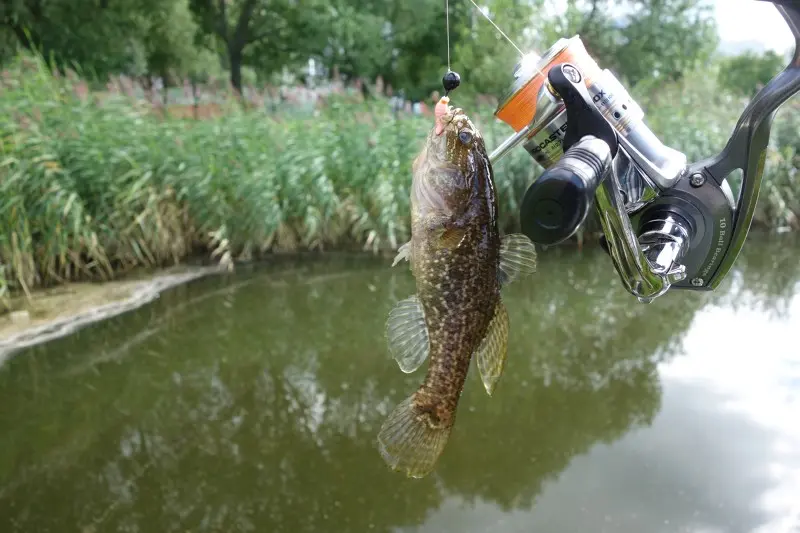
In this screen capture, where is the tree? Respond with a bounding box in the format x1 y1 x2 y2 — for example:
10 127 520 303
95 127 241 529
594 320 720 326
382 0 472 101
717 50 785 98
2 0 164 78
1 0 212 87
188 0 318 94
304 0 391 86
615 0 718 84
536 0 719 87
299 0 472 101
142 1 203 82
452 0 543 102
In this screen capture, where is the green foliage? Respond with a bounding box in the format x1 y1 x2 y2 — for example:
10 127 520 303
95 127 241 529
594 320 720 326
310 0 393 83
635 63 800 231
2 0 216 85
633 60 746 164
300 0 478 101
188 0 321 91
376 0 473 101
574 58 775 238
0 53 535 304
140 0 202 80
717 50 785 98
452 0 543 102
3 0 169 78
3 0 730 102
1 51 798 308
540 0 719 88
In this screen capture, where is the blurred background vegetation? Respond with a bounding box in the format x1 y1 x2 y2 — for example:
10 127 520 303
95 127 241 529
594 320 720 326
0 0 797 306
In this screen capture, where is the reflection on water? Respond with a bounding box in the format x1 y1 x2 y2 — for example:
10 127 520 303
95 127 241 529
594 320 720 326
0 236 799 533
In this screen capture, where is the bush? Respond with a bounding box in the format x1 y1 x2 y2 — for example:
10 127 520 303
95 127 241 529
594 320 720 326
0 52 797 306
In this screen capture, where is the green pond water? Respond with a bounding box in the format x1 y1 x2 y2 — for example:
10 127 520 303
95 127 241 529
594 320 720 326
1 235 799 533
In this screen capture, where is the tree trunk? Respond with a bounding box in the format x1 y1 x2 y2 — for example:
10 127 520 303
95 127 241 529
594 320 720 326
229 48 243 96
141 75 155 106
192 78 199 120
161 70 169 111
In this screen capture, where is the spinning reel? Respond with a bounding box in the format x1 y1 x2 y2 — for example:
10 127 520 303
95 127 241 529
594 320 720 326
489 1 800 303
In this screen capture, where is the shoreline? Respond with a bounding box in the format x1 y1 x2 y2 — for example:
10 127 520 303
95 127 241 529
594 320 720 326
1 228 795 361
0 249 394 360
0 265 225 363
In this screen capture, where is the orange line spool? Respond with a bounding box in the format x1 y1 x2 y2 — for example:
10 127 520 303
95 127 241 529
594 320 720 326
495 36 602 133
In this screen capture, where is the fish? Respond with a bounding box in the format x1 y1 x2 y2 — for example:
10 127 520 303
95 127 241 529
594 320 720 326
377 96 538 478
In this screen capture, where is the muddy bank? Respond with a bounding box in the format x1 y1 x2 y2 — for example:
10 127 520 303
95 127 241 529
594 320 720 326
0 265 224 362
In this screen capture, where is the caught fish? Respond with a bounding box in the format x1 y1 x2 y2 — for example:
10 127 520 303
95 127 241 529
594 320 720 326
378 96 538 478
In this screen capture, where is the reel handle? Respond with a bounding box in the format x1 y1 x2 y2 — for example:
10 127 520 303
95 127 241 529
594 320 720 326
519 136 609 245
519 64 619 246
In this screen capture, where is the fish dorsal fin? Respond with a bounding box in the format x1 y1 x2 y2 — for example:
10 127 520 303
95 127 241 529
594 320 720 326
498 233 537 286
475 300 510 396
385 295 430 373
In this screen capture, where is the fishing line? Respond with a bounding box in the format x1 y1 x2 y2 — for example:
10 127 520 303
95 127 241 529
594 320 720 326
442 0 543 95
465 0 525 57
446 0 451 71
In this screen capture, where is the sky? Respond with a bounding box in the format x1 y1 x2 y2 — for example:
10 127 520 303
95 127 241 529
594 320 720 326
714 0 795 55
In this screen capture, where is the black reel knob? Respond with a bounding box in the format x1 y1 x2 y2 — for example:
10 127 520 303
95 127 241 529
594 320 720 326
519 63 619 246
520 138 610 246
442 71 460 94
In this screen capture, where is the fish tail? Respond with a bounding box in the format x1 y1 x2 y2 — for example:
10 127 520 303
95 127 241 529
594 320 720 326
377 393 452 479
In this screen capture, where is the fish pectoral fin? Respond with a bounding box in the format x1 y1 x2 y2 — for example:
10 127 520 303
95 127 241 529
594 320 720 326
385 295 430 373
377 394 452 478
475 300 510 396
424 212 466 251
498 233 538 287
392 241 412 267
435 226 467 250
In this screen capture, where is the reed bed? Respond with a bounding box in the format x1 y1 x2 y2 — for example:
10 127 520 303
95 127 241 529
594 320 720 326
1 52 797 307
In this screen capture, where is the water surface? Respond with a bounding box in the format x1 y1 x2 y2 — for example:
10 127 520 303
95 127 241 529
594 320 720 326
1 236 799 533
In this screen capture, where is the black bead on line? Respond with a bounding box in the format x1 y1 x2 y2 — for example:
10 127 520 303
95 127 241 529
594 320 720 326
442 70 460 95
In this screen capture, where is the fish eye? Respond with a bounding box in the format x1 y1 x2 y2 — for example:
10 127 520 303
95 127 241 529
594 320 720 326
458 130 473 145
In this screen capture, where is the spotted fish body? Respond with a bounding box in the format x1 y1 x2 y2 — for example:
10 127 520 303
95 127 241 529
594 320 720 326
378 97 538 479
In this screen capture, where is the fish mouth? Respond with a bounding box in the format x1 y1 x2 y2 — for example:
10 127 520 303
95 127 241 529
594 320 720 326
429 107 474 154
435 105 464 136
434 96 467 137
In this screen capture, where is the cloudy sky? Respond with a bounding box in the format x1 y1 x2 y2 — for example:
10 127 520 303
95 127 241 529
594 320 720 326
714 0 795 54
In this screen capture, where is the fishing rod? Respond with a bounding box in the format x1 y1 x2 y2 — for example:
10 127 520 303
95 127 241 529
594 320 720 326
445 0 800 304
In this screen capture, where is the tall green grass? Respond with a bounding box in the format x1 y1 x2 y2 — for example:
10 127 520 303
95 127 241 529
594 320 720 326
1 52 798 307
